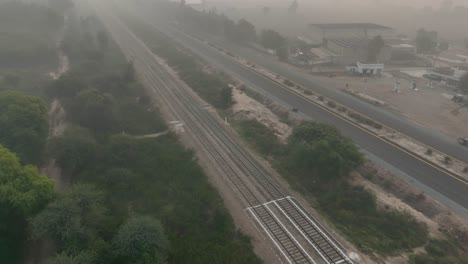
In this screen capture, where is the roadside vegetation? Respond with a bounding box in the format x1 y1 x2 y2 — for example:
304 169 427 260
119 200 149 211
236 119 432 256
122 16 233 110
1 6 260 264
236 117 467 262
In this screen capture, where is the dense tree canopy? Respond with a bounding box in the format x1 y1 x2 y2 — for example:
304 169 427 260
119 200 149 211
260 29 286 51
368 35 385 62
31 184 106 252
0 91 48 164
415 28 438 53
235 19 256 42
49 126 99 176
113 216 168 264
45 251 97 264
287 122 363 180
0 145 54 262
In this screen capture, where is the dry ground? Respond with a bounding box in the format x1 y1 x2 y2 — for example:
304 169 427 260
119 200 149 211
308 70 468 139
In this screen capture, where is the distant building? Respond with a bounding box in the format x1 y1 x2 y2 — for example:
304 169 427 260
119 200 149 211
324 37 391 65
429 67 468 86
309 23 395 42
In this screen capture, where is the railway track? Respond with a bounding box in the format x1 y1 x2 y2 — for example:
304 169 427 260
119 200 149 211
95 5 354 264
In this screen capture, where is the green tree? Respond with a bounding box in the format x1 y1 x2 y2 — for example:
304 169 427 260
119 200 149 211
260 29 286 51
70 89 117 133
0 91 48 164
236 19 256 42
287 122 363 180
415 28 438 53
49 126 98 176
46 251 97 264
113 216 169 264
31 184 106 252
459 73 468 94
368 35 385 62
0 145 54 262
219 85 233 109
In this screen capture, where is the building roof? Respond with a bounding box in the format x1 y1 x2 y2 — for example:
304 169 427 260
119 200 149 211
327 37 371 48
389 44 415 48
310 23 393 30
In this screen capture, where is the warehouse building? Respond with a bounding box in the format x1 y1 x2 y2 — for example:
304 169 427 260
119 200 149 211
324 37 391 65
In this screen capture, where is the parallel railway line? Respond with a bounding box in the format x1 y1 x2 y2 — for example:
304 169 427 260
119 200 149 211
95 5 354 264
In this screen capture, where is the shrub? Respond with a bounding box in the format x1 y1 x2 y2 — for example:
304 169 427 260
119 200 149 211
327 101 337 108
318 95 324 101
338 106 347 112
373 123 383 129
463 166 468 173
283 79 295 87
444 156 451 164
426 149 433 155
303 90 313 95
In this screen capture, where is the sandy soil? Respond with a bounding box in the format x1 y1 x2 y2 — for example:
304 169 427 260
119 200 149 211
310 72 468 139
232 86 292 142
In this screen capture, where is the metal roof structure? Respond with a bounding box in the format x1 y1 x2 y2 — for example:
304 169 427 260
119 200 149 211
327 37 371 48
310 23 393 30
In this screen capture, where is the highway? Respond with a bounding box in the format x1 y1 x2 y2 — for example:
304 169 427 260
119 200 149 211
129 11 468 214
93 3 356 263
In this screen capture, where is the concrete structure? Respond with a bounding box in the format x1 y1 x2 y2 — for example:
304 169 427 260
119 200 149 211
429 67 468 86
346 62 385 75
309 23 395 42
325 37 391 65
389 44 417 54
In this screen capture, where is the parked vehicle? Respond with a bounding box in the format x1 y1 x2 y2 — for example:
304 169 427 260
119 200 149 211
423 74 442 82
459 137 468 146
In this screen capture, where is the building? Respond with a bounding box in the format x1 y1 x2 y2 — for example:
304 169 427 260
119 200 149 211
429 67 468 86
309 23 395 43
324 37 391 65
346 62 385 75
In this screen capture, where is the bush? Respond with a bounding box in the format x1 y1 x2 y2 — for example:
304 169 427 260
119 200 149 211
373 123 383 129
283 79 295 87
444 156 451 165
327 101 336 108
426 149 433 155
303 90 313 95
463 166 468 173
318 95 324 101
338 106 347 112
237 119 282 156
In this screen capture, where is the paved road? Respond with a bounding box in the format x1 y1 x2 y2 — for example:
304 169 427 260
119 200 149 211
131 13 468 213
